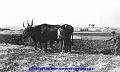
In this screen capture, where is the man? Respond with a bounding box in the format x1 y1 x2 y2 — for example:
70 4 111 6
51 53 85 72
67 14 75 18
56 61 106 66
57 27 64 39
105 31 120 55
57 24 74 53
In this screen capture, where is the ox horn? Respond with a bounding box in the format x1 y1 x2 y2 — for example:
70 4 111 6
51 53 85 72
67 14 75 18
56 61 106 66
31 18 34 27
23 22 26 29
27 20 30 27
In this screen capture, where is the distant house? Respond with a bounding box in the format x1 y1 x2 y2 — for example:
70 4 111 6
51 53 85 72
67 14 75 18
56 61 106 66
74 27 102 32
87 27 102 32
0 28 11 31
80 27 89 32
74 27 81 32
101 27 111 32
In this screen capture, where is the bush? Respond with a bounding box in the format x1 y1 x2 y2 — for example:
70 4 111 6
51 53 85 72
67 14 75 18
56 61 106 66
0 34 115 54
0 34 32 45
72 39 114 54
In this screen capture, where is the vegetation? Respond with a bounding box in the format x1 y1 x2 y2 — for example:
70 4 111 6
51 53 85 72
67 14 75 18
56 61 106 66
0 32 119 72
0 28 11 31
0 33 114 55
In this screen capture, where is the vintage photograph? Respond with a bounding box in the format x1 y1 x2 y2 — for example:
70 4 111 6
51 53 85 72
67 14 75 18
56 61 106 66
0 0 120 72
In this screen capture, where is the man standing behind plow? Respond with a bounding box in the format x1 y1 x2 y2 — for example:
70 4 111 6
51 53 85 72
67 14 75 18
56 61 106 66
105 31 120 55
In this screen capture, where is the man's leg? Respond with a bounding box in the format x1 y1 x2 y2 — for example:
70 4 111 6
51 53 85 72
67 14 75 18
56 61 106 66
114 44 117 55
64 40 68 53
116 45 120 55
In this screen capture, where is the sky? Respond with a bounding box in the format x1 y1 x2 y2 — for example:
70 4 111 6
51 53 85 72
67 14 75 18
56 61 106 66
0 0 120 27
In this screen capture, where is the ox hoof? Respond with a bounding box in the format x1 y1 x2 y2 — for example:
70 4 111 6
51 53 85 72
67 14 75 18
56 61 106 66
114 52 117 55
42 51 45 54
68 50 71 52
44 50 47 53
65 51 68 53
34 48 38 50
60 52 63 54
114 53 119 56
67 52 70 54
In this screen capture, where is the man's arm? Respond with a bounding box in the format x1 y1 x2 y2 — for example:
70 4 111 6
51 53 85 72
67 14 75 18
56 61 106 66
105 37 113 42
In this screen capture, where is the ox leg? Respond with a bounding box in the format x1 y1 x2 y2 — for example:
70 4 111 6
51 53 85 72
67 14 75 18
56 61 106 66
60 39 63 52
50 40 54 49
44 42 47 52
34 42 37 50
68 41 71 52
39 42 42 50
65 45 68 53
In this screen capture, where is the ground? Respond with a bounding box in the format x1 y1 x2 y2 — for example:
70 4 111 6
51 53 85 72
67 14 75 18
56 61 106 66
0 32 120 72
0 42 120 72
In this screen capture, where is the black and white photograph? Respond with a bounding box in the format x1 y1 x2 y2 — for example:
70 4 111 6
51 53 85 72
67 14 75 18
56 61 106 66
0 0 120 72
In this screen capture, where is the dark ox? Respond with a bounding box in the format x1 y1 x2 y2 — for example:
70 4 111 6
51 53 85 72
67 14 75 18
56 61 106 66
23 19 42 50
58 24 74 53
22 19 60 52
39 23 60 52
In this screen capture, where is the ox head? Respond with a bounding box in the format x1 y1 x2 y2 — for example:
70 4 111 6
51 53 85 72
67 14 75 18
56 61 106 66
22 19 34 38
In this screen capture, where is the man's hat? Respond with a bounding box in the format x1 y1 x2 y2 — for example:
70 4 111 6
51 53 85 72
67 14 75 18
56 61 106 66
111 31 116 34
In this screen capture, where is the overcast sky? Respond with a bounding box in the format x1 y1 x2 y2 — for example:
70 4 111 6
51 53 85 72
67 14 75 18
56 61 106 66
0 0 120 27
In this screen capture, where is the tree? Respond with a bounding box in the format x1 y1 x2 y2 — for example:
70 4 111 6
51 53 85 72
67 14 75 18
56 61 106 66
88 24 91 27
91 24 95 28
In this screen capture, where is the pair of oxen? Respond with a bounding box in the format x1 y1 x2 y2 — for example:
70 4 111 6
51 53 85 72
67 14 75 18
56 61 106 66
22 19 74 53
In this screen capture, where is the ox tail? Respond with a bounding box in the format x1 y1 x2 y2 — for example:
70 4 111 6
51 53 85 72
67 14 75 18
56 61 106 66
71 32 73 46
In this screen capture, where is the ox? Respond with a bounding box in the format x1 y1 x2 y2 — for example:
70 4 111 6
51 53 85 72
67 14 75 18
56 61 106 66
23 19 42 50
58 24 74 53
22 19 60 52
39 23 60 52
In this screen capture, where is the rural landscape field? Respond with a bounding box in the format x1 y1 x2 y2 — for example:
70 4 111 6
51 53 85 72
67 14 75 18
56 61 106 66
0 27 120 72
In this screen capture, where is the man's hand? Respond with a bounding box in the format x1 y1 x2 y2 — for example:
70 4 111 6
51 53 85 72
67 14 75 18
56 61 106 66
103 40 105 42
71 41 74 46
103 40 107 42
